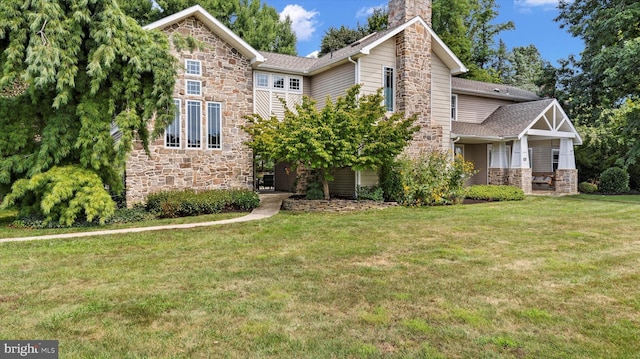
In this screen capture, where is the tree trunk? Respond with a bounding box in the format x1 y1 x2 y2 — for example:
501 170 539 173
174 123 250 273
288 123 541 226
322 179 330 200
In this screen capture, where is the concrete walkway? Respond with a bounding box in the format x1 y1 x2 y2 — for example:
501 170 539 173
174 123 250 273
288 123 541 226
0 192 291 244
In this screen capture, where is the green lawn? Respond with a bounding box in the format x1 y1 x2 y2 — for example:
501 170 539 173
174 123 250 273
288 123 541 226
1 195 639 358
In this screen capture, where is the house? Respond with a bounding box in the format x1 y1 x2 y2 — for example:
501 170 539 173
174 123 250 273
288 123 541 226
125 0 580 204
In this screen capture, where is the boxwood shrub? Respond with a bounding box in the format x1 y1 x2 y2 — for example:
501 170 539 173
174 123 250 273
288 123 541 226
146 189 259 218
578 181 598 194
464 185 525 201
599 167 630 193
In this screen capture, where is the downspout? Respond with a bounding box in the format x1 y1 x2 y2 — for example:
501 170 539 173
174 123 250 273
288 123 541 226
349 56 361 198
452 136 461 155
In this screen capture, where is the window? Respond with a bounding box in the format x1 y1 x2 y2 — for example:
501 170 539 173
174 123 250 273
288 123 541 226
165 99 181 148
186 80 201 96
289 77 301 91
451 94 458 120
552 149 559 171
383 67 394 111
256 73 269 88
207 102 222 149
454 144 464 158
185 60 201 76
273 75 285 89
186 100 201 148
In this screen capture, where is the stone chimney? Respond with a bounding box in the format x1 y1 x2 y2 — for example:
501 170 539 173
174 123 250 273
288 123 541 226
388 0 432 28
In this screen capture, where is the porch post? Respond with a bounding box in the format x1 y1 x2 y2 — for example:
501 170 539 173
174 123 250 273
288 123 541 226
510 137 532 194
558 138 576 169
488 142 509 185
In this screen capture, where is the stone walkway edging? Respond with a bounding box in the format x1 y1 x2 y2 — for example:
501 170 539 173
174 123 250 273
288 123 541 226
0 192 291 244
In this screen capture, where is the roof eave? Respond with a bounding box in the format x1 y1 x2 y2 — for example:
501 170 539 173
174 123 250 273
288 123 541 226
453 88 539 102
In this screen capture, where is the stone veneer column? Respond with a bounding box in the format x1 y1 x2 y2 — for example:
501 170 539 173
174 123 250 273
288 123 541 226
555 169 578 194
509 168 532 194
488 168 509 185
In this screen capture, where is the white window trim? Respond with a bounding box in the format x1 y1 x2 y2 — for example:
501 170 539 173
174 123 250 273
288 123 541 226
185 79 202 96
206 102 222 150
552 148 560 172
185 59 201 76
254 72 303 93
256 73 269 88
383 66 395 112
451 94 458 121
186 100 202 149
288 77 302 93
165 99 181 148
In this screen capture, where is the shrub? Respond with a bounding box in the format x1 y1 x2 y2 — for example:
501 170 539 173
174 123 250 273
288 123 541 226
599 167 630 193
379 161 403 202
356 186 384 202
305 182 324 200
395 152 476 206
578 181 598 194
465 185 525 201
146 189 259 218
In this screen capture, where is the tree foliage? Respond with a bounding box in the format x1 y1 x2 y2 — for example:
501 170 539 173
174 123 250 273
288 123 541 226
243 85 419 199
122 0 297 55
0 0 176 224
320 7 388 56
555 0 640 185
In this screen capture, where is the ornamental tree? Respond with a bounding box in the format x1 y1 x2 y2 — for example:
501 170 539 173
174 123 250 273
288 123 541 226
0 0 176 225
244 85 419 200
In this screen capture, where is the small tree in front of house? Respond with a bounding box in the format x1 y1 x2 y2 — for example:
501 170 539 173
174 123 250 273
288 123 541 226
244 85 419 200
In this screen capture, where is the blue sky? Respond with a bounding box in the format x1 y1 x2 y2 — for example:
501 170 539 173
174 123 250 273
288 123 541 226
265 0 583 66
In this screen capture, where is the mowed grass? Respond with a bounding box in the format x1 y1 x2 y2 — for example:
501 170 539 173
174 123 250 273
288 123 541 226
1 195 640 358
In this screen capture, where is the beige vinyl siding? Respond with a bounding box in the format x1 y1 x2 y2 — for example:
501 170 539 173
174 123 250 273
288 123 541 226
303 76 312 97
254 90 270 119
455 94 514 124
464 144 488 185
330 167 356 197
271 91 287 118
432 54 452 151
310 62 355 109
359 38 396 96
529 140 560 173
359 169 379 187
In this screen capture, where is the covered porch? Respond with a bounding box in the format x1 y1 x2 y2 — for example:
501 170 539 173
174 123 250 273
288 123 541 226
452 99 582 194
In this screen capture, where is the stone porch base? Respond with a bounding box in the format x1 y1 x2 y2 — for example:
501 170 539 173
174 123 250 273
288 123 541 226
488 168 577 195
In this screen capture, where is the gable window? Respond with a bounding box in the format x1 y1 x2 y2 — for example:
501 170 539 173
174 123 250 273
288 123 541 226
273 75 285 89
383 67 394 112
256 73 269 88
185 60 201 76
186 80 201 96
186 100 201 148
451 94 458 120
207 102 222 149
165 99 181 148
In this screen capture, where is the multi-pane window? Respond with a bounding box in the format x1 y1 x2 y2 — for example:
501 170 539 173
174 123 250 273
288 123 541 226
451 95 458 120
383 67 394 112
256 73 269 88
186 80 201 96
207 102 222 149
186 100 201 148
552 149 559 171
166 99 181 147
185 60 201 76
273 75 285 89
289 77 301 91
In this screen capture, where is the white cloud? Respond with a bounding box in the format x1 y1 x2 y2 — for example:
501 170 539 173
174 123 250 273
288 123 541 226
280 4 319 42
514 0 562 11
305 50 319 58
356 4 386 18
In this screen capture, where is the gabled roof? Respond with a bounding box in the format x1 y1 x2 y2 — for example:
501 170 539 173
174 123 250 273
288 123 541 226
452 99 582 144
452 77 540 102
143 5 265 65
257 16 468 76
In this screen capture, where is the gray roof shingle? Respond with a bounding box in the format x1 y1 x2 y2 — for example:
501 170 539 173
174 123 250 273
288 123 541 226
452 99 555 138
452 77 540 101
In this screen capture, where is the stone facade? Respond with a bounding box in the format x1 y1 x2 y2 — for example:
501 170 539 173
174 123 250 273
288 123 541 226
126 17 254 205
555 169 578 194
488 168 509 186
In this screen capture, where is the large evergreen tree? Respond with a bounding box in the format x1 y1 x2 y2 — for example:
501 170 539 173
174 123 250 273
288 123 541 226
0 0 176 225
123 0 298 55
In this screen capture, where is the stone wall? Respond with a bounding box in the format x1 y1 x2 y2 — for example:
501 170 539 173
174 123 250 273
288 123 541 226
555 169 578 194
282 198 397 212
126 17 254 205
488 168 509 186
388 0 432 27
508 168 533 194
